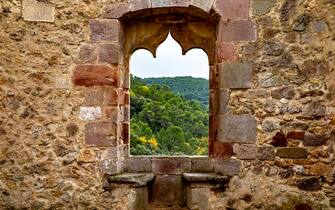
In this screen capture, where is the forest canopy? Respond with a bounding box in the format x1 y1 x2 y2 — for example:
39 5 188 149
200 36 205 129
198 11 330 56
130 75 209 156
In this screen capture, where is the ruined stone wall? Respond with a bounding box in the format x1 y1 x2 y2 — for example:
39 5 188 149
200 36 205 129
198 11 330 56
0 0 334 209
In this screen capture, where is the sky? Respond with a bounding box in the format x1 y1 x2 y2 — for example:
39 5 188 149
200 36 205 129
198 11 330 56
130 33 209 79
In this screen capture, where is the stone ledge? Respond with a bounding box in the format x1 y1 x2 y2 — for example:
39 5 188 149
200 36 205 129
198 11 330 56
107 173 155 187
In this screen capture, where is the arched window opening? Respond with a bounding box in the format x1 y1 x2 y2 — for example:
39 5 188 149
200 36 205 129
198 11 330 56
129 33 209 156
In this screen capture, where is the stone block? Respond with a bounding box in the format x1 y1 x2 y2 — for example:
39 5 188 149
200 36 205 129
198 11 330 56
105 106 123 123
214 159 241 176
264 42 284 56
85 122 118 147
105 88 126 105
99 158 123 175
257 147 275 160
191 158 214 172
214 0 250 20
303 133 328 146
271 132 288 147
217 114 257 143
128 187 149 210
219 62 253 89
98 43 122 65
287 131 305 140
170 0 191 7
271 86 295 99
151 0 170 8
187 188 210 210
219 20 257 42
303 101 327 118
276 147 308 159
83 88 106 106
219 88 230 114
233 144 257 160
101 145 129 159
150 175 186 206
72 65 119 87
104 2 130 19
89 19 122 42
22 0 55 22
79 106 102 121
129 0 152 11
122 122 129 144
123 157 152 173
252 0 276 16
217 43 238 62
76 44 97 64
296 177 322 191
190 0 215 12
152 158 191 174
209 141 233 159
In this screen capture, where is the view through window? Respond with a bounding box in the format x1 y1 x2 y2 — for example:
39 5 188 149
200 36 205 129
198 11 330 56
130 33 209 156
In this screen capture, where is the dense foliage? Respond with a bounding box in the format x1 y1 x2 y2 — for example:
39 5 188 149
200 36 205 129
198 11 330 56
143 76 209 107
130 75 209 156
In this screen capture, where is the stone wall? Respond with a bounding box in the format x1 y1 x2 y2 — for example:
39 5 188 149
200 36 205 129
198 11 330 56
0 0 334 209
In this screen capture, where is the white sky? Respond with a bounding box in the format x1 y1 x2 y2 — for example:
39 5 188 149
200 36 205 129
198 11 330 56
130 33 209 79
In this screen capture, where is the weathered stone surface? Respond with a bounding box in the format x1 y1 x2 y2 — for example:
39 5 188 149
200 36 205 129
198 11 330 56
262 118 281 132
264 42 284 56
279 101 302 114
99 158 123 175
129 0 152 11
108 173 155 186
54 74 71 89
296 177 322 191
104 2 130 19
218 89 230 114
300 59 329 77
78 149 96 163
85 122 118 147
89 19 122 42
314 20 327 33
190 0 215 12
217 43 238 62
22 0 55 22
123 158 152 173
214 159 241 176
219 20 257 42
98 44 122 64
215 0 250 20
217 114 257 143
303 133 329 146
233 144 257 160
276 147 308 159
191 158 214 172
258 147 275 160
293 14 310 32
72 65 119 87
271 86 295 99
151 175 185 206
152 158 191 174
219 62 253 89
252 0 276 16
282 121 309 130
183 173 229 183
151 0 170 8
76 44 97 64
187 187 210 210
79 107 102 121
303 101 327 118
170 0 191 7
209 141 233 159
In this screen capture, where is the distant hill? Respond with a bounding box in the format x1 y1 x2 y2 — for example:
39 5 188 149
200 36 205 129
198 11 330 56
142 76 209 106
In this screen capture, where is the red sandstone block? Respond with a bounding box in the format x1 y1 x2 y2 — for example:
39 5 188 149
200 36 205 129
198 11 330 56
122 122 129 144
218 20 256 42
85 122 118 147
209 141 233 159
89 19 122 42
214 0 250 20
105 106 122 123
217 43 238 62
104 2 130 19
72 65 119 87
98 43 122 65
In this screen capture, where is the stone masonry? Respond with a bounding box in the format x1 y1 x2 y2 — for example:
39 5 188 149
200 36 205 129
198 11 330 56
0 0 334 209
